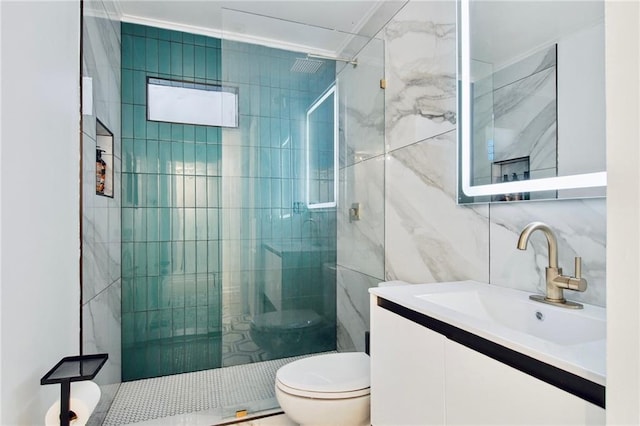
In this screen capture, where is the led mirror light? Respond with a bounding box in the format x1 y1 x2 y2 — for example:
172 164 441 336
306 85 338 209
457 0 607 199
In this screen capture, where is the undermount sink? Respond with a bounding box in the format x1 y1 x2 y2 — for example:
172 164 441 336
416 288 606 346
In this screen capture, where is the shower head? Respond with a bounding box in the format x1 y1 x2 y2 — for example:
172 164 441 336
290 57 325 73
291 53 358 73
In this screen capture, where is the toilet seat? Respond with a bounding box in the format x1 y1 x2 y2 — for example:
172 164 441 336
276 378 370 399
276 352 370 400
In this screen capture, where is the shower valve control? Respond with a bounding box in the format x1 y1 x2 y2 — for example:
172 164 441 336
349 203 361 222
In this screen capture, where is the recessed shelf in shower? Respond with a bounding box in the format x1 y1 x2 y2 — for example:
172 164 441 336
96 119 114 198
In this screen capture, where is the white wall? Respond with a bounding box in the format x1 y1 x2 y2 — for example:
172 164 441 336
605 1 640 423
0 1 81 424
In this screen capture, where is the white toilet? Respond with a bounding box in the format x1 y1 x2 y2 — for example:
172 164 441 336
275 352 370 426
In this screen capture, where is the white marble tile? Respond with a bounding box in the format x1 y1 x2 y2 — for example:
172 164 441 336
489 198 606 306
338 38 385 168
336 266 382 352
83 9 121 131
84 0 121 43
384 131 490 284
83 207 120 302
108 204 122 243
493 45 556 90
82 0 122 384
493 67 557 171
83 279 122 385
108 241 122 284
384 0 457 151
337 155 385 279
472 45 557 193
83 132 98 204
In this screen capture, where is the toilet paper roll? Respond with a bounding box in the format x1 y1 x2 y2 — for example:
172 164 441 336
45 381 101 426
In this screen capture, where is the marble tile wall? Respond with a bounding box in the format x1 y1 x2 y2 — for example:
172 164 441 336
81 0 122 396
382 0 488 286
382 0 606 307
384 1 457 152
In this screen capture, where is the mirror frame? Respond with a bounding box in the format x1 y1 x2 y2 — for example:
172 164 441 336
457 0 607 199
306 84 339 209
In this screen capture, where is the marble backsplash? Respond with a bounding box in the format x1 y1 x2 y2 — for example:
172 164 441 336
382 0 606 307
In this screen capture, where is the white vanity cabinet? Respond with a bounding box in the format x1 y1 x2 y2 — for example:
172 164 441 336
445 340 605 425
370 295 606 425
370 302 446 425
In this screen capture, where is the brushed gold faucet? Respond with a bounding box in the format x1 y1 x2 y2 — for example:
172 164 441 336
517 221 587 309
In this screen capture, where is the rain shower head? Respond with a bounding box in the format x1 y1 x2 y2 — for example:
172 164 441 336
291 54 358 73
290 57 325 73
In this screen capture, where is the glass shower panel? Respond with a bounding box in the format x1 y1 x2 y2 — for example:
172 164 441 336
219 8 362 373
335 35 386 295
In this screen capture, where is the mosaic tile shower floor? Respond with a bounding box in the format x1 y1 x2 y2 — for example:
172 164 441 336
106 303 332 425
103 355 307 426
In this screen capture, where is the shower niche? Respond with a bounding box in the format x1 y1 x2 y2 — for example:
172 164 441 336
95 119 113 198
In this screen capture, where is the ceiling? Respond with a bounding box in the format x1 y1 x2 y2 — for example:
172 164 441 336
116 0 407 57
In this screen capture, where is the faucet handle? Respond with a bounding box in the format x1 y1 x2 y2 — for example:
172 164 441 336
552 256 588 292
575 257 582 279
568 257 587 292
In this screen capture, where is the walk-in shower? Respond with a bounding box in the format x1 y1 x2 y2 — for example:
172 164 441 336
83 2 389 423
120 9 348 381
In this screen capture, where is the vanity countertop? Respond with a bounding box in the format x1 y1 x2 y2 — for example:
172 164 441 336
370 280 606 386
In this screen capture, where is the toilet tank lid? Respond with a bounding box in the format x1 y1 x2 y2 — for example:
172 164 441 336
276 352 370 393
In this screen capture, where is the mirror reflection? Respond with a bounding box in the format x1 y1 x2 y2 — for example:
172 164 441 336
306 85 338 209
458 0 606 204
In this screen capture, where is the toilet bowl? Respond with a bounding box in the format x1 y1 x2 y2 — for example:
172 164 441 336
275 352 370 426
250 309 333 357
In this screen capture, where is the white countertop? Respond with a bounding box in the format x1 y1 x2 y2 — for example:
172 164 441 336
370 280 606 386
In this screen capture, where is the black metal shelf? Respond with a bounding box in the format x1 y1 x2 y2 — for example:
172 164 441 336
41 354 108 426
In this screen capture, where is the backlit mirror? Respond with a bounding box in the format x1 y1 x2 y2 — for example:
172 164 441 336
306 84 338 209
457 0 606 204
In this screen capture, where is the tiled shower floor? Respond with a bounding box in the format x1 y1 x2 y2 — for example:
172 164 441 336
103 355 308 425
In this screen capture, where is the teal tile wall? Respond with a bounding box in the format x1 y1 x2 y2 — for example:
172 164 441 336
121 22 223 380
122 21 338 379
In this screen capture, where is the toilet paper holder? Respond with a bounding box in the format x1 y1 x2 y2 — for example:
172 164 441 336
41 353 108 426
